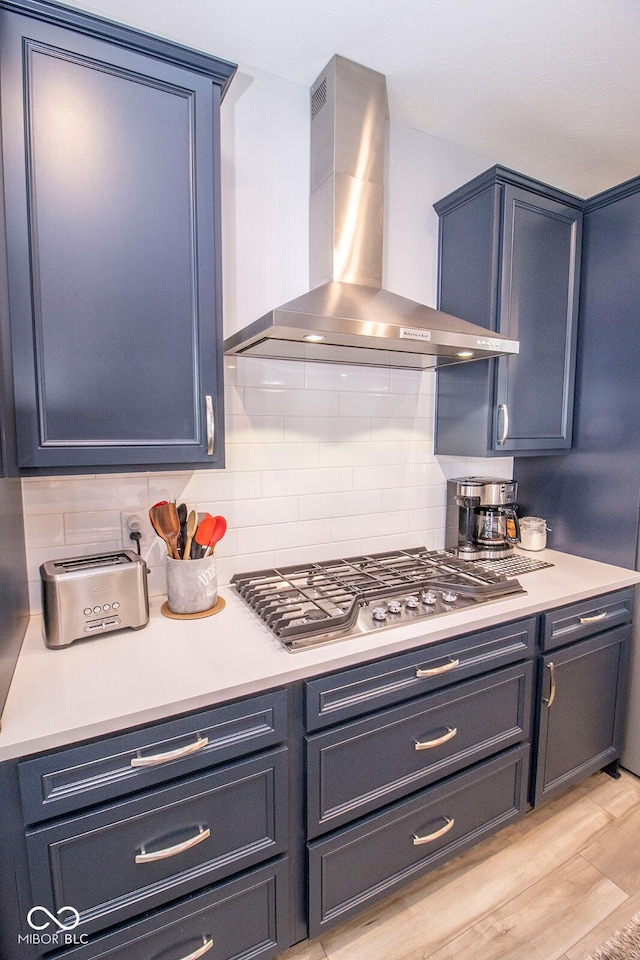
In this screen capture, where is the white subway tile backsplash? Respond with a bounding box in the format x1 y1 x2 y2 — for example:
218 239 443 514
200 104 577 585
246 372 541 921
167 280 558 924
371 417 433 440
201 496 299 528
19 358 513 617
22 476 146 515
24 513 64 549
243 386 339 417
262 467 352 498
305 363 390 393
331 510 409 541
319 441 401 468
299 489 382 521
381 486 429 512
180 471 262 503
236 519 332 554
65 510 122 545
340 391 423 419
232 356 306 389
284 416 372 443
225 414 284 443
226 442 321 471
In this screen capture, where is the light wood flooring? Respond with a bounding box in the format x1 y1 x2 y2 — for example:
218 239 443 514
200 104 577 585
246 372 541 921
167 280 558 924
282 769 640 960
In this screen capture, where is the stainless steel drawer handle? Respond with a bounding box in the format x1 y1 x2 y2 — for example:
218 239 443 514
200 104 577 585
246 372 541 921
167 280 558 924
414 727 458 750
130 736 209 768
497 403 509 445
135 826 210 864
579 611 607 624
413 817 454 846
167 937 214 960
543 661 556 708
416 659 460 678
206 395 215 456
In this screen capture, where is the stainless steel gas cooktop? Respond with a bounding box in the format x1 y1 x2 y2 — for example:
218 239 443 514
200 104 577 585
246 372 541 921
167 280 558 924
230 548 526 652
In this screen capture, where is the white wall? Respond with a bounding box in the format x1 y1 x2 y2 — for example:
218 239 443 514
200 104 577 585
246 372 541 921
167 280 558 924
21 66 511 614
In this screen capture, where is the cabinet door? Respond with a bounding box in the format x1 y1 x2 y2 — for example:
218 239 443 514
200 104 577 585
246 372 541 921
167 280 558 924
0 11 227 471
493 186 582 452
533 625 629 805
434 168 582 457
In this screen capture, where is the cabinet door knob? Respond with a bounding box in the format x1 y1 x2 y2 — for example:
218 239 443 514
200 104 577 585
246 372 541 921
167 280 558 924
416 659 460 678
543 661 556 707
135 826 210 863
413 816 454 845
497 403 509 444
414 727 458 750
130 736 209 768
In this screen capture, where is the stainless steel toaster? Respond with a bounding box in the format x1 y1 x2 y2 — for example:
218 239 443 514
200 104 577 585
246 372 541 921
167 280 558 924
40 550 149 648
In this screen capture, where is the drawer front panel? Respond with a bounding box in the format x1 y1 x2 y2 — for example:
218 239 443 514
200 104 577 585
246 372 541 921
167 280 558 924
307 661 533 837
308 744 529 937
541 589 633 651
305 618 536 731
19 689 288 824
37 860 289 960
26 748 288 938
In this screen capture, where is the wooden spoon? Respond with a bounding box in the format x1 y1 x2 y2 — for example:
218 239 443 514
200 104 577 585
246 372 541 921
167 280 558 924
182 510 198 561
150 502 181 559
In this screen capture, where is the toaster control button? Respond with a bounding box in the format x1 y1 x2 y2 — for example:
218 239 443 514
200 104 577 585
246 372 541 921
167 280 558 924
103 604 111 611
83 608 92 616
112 601 120 609
93 606 101 614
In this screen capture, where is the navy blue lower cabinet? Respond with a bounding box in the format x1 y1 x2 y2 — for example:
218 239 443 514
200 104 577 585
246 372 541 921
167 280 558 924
306 661 533 838
533 625 630 805
307 744 530 937
25 748 288 939
37 859 289 960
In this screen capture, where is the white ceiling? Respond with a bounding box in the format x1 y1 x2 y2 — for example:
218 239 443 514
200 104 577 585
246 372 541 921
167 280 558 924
64 0 640 197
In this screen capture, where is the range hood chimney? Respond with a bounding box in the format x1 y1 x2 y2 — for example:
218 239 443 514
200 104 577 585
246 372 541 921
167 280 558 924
224 56 519 369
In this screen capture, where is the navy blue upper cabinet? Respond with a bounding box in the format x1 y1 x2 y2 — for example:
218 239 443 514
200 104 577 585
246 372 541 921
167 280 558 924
434 167 583 457
0 1 235 472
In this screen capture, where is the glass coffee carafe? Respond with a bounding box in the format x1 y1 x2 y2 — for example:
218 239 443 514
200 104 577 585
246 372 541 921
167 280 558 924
474 507 520 548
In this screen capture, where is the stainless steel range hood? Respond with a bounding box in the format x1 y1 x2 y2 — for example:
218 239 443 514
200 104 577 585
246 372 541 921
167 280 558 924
224 56 519 370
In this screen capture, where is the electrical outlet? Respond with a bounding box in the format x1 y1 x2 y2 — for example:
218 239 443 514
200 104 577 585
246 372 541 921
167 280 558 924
119 511 155 555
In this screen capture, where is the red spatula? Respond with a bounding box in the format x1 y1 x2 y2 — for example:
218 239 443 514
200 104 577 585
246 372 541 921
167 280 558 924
194 514 227 558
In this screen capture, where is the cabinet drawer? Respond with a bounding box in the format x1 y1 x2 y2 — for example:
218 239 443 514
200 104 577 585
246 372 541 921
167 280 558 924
19 689 288 823
38 860 289 960
307 661 533 837
308 744 529 937
305 618 536 730
541 590 633 651
25 748 288 939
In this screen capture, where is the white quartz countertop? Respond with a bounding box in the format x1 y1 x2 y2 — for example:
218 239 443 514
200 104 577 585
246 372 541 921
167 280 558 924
1 549 639 762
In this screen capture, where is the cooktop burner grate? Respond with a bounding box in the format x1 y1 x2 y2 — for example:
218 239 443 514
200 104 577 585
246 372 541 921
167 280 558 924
231 547 527 651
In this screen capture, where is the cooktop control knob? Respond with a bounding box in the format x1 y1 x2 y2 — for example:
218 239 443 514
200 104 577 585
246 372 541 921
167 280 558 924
387 599 403 614
405 595 420 609
442 590 458 604
422 590 438 606
372 606 388 621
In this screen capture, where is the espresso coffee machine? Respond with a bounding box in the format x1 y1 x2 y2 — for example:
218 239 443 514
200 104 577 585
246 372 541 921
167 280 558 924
446 477 521 560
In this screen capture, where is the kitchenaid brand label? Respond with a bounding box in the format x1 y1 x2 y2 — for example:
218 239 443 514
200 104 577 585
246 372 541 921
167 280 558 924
399 327 431 341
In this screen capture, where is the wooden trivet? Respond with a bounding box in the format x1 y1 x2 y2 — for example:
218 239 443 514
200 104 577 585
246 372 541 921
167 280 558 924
160 596 226 620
